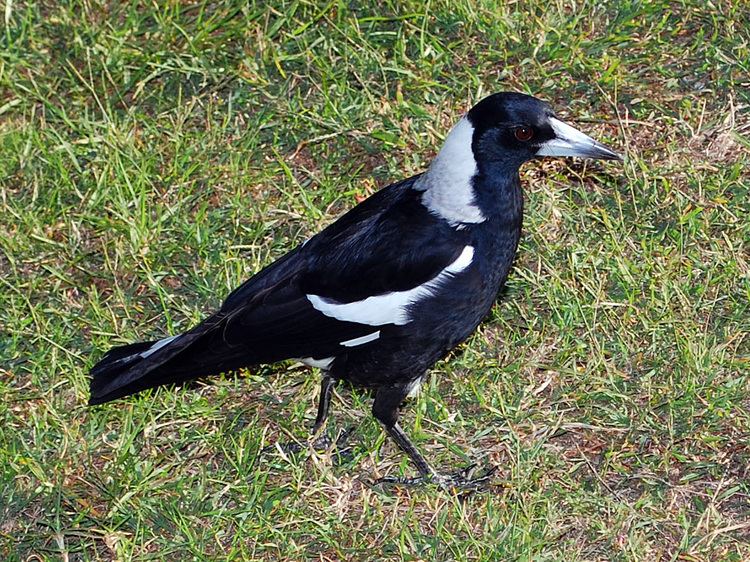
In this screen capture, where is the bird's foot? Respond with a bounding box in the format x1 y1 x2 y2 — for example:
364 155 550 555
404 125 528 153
263 427 354 465
376 464 497 492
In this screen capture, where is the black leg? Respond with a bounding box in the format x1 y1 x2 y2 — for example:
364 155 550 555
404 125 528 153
372 385 436 477
311 374 335 436
309 374 353 460
372 383 497 492
263 374 353 463
383 422 436 477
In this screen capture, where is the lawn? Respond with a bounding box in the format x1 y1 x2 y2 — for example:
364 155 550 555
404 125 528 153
1 0 749 560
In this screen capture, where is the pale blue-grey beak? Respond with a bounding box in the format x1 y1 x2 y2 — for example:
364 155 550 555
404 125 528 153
537 117 622 161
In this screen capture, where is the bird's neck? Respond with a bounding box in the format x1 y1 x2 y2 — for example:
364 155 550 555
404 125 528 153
414 117 524 229
414 117 485 226
472 165 524 226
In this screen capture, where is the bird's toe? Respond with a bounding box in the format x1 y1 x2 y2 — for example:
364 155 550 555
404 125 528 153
376 464 497 492
263 427 355 465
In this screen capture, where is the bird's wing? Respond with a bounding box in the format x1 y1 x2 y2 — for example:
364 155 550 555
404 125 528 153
89 177 468 403
212 177 470 362
219 175 417 309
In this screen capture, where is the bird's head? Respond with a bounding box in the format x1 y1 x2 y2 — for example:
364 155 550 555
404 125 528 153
417 92 621 226
465 92 622 168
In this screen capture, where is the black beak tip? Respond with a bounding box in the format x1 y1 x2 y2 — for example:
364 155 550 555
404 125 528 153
592 143 624 162
605 151 625 162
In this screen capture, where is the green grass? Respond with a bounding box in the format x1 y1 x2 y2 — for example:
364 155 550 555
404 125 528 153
1 0 749 560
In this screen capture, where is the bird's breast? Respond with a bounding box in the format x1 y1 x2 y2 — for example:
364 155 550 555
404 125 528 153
405 221 521 342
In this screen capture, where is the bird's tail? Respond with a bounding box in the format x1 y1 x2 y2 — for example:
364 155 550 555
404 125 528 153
89 313 266 406
89 322 238 405
89 336 184 405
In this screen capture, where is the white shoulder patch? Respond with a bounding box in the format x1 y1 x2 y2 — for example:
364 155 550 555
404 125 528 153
307 245 474 326
415 117 485 226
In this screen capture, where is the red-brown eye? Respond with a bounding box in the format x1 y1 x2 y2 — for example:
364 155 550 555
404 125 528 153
514 126 534 142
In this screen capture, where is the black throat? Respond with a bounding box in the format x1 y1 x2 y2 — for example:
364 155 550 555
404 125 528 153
471 163 524 230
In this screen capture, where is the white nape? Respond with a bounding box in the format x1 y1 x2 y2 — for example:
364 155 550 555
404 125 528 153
307 245 474 326
414 117 485 226
299 356 335 370
340 330 381 347
140 335 180 359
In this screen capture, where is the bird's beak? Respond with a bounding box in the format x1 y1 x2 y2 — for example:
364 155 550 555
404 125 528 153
537 117 622 161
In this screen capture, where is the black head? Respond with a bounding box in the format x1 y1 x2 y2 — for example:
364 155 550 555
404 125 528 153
466 92 621 168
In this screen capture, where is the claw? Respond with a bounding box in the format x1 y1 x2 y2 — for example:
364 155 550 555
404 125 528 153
376 464 498 492
329 427 355 465
262 427 355 465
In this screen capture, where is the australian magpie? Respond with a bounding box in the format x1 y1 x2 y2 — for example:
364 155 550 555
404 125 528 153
89 92 621 488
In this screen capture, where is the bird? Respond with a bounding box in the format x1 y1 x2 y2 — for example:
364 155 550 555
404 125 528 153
89 92 621 489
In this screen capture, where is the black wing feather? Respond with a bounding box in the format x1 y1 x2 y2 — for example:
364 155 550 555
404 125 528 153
90 175 467 403
216 176 468 355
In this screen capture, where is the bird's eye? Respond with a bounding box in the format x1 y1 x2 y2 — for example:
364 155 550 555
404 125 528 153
514 126 534 142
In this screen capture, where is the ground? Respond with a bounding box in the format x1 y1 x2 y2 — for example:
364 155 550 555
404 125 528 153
1 1 749 560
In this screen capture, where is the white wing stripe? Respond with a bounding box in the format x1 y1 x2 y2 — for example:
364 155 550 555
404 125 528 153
340 331 381 347
307 246 474 326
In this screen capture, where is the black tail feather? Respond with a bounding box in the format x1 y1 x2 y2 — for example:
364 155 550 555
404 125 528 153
88 324 257 406
89 341 158 405
89 360 210 406
90 341 156 376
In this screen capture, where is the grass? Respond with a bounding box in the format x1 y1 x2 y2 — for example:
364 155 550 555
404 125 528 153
1 0 749 559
